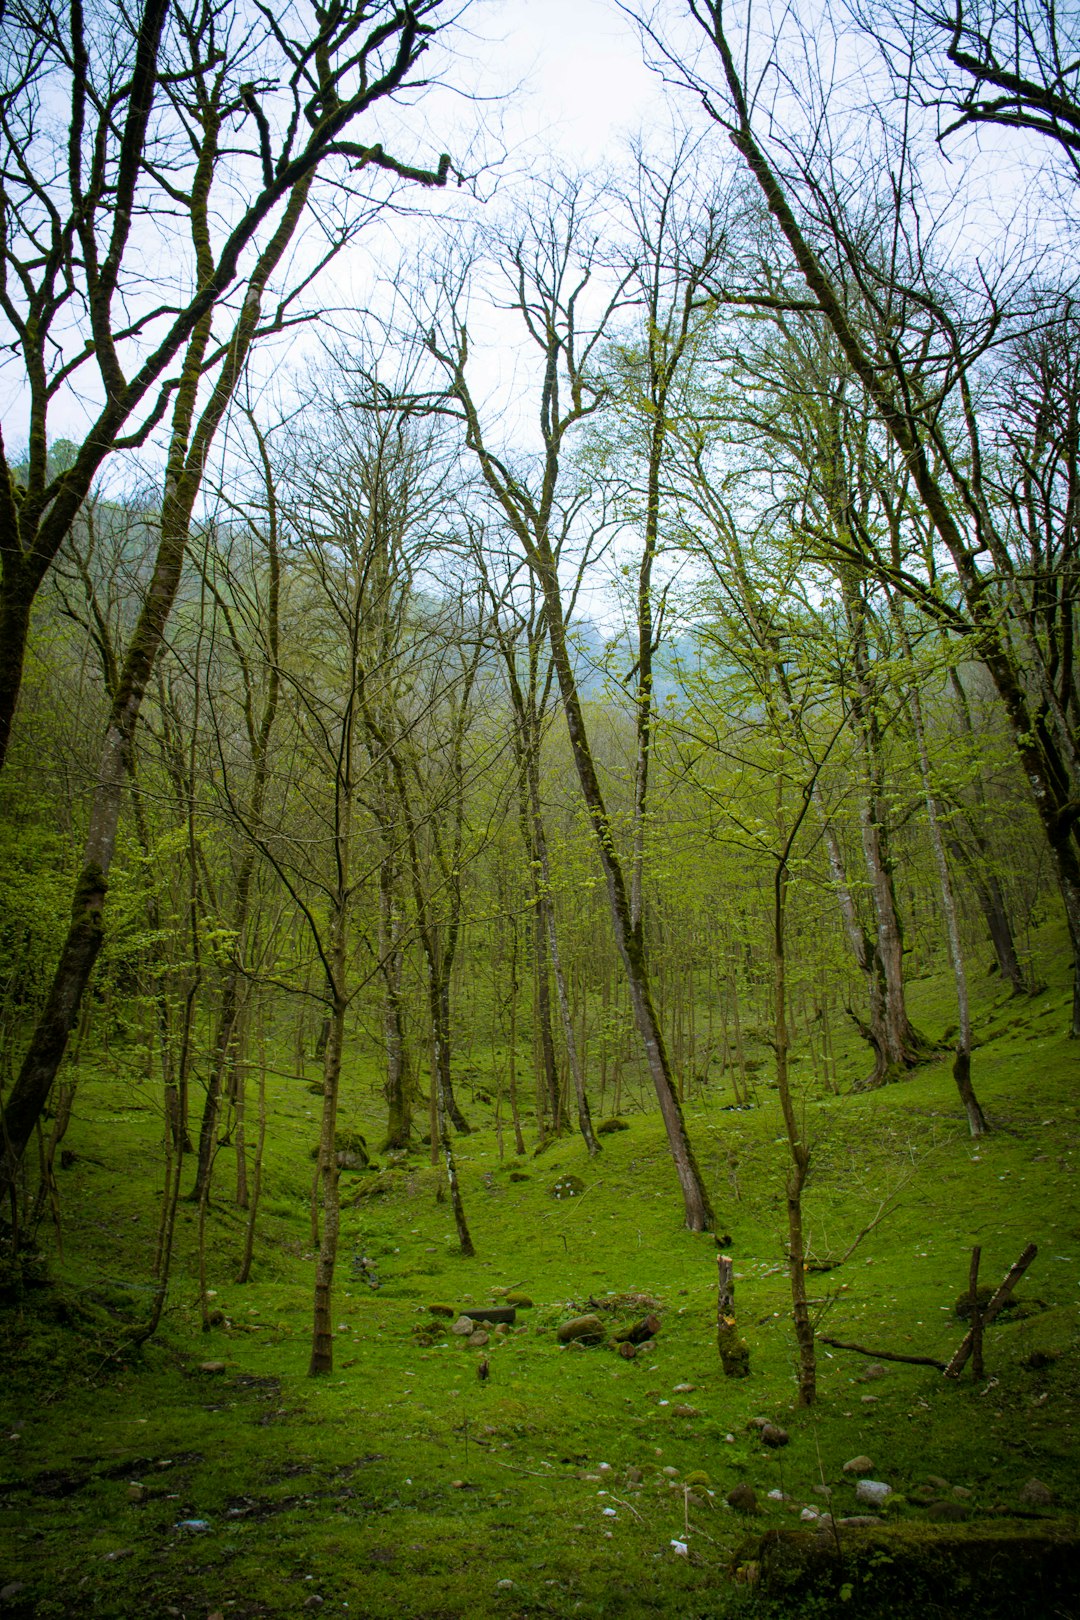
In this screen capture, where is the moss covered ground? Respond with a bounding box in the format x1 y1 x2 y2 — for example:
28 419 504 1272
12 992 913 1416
1 933 1078 1618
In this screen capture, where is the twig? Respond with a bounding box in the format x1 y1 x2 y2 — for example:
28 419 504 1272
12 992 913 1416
819 1336 947 1370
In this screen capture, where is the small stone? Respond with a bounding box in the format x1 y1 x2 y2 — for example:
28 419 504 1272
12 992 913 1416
550 1174 585 1199
800 1507 819 1521
767 1489 788 1501
1019 1478 1054 1507
863 1363 887 1379
855 1480 892 1508
451 1316 474 1336
617 1341 637 1360
625 1466 643 1483
860 1394 879 1404
760 1424 789 1447
467 1330 489 1347
428 1304 456 1318
662 1465 680 1478
496 1579 514 1589
127 1483 147 1502
597 1463 614 1476
674 1383 696 1394
928 1500 970 1522
303 1597 324 1610
926 1475 951 1491
504 1293 534 1309
952 1486 972 1500
838 1515 880 1527
843 1455 874 1475
198 1361 227 1374
726 1483 758 1513
672 1405 700 1418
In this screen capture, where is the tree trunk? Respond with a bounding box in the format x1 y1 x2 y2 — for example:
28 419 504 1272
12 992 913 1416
537 552 713 1230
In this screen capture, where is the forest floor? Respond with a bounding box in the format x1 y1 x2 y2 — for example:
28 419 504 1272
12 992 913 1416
1 934 1079 1618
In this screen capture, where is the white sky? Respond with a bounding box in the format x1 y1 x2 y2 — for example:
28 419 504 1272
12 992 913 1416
470 0 675 166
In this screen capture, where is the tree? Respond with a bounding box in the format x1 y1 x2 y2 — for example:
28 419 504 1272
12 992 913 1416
0 0 459 773
426 183 716 1229
637 0 1080 1035
1 0 465 1208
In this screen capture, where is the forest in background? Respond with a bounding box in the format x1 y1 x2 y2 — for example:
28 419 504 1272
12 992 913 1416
1 0 1079 1409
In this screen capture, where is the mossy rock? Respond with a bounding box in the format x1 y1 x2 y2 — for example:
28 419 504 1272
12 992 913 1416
505 1292 534 1309
596 1117 630 1134
551 1174 585 1200
428 1304 457 1318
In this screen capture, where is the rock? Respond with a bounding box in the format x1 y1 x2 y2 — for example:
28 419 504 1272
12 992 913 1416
674 1383 696 1393
726 1483 758 1513
550 1174 585 1199
467 1330 489 1347
855 1480 892 1508
127 1483 147 1502
451 1316 474 1336
838 1515 880 1527
625 1467 643 1484
556 1314 606 1346
508 1172 530 1182
617 1341 637 1360
748 1416 770 1430
952 1486 972 1500
760 1424 789 1448
596 1117 630 1134
496 1579 513 1589
335 1150 367 1171
672 1405 700 1419
862 1363 887 1380
685 1491 707 1508
0 1583 25 1604
198 1361 227 1374
1019 1478 1055 1507
928 1500 970 1522
800 1507 819 1521
303 1596 324 1609
926 1475 951 1491
860 1394 879 1404
428 1304 456 1318
461 1306 516 1325
843 1455 874 1475
683 1470 711 1488
504 1293 534 1308
662 1465 680 1478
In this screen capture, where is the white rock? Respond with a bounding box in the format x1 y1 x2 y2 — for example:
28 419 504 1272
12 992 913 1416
670 1540 688 1557
855 1480 892 1507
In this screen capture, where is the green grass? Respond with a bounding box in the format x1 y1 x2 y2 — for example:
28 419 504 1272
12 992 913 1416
1 932 1078 1618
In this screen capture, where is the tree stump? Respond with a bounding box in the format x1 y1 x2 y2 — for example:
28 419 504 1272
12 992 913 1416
717 1254 750 1377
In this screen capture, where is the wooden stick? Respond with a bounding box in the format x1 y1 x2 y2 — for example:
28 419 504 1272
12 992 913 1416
819 1336 947 1370
944 1242 1037 1379
968 1245 984 1381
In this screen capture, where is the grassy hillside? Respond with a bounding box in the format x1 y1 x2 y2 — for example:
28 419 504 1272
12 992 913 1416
1 932 1078 1618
